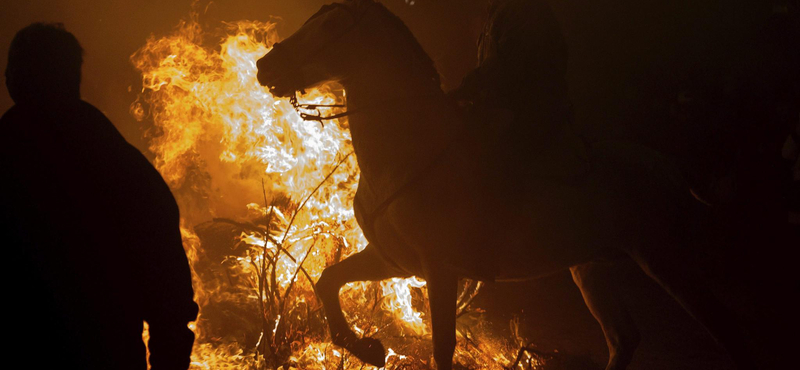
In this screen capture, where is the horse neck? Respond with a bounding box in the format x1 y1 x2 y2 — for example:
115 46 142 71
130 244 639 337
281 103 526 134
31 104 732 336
336 8 462 176
339 62 462 188
341 69 456 148
340 10 445 111
342 69 444 112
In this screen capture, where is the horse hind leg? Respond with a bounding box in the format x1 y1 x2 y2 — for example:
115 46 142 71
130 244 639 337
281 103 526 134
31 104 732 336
570 262 640 370
628 246 757 370
316 244 406 367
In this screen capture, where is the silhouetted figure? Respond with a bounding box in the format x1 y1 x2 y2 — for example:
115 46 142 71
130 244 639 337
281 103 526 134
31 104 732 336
450 0 587 179
0 23 197 370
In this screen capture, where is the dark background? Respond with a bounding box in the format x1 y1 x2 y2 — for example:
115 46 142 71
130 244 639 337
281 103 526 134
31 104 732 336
2 1 795 162
0 0 485 153
2 1 796 369
5 0 792 151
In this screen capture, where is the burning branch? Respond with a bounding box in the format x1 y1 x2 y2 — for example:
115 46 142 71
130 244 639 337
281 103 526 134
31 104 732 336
506 346 549 370
253 152 354 368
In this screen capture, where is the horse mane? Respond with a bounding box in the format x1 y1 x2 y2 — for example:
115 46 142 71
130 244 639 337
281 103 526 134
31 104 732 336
351 0 442 88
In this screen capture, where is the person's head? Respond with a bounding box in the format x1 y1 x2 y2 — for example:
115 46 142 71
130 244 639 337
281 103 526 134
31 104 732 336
5 23 84 104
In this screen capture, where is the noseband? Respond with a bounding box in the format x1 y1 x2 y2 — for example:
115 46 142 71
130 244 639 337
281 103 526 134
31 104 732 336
272 2 441 125
270 2 375 123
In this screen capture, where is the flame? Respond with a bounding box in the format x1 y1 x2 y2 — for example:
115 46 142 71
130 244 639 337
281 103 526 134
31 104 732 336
131 10 536 370
381 277 428 334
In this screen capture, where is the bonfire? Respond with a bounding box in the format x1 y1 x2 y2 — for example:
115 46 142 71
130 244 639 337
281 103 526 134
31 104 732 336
131 10 545 370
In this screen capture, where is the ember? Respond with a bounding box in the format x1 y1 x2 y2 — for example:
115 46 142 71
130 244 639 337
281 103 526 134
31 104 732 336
131 10 534 370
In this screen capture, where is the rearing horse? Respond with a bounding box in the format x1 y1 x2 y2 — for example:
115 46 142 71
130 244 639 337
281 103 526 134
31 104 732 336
257 1 754 369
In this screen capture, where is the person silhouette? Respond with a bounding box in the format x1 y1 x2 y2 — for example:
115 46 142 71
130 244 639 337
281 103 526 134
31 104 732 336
449 0 588 180
0 23 197 370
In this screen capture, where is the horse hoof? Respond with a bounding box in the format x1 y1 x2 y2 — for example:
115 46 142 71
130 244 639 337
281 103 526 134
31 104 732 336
350 337 386 367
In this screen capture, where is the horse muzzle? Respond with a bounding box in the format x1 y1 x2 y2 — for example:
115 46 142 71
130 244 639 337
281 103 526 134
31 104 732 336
256 44 303 98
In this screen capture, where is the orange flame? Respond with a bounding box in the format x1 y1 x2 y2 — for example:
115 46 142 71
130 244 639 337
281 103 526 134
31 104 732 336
132 11 534 370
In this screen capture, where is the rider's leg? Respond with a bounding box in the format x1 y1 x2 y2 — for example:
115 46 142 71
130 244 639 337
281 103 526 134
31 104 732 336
570 261 640 370
316 244 403 367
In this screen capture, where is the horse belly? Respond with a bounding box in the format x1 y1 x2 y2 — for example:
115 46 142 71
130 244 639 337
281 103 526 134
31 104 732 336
491 175 616 280
379 137 602 281
370 139 692 281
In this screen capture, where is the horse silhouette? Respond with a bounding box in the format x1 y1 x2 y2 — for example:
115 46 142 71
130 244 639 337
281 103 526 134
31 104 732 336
257 1 754 369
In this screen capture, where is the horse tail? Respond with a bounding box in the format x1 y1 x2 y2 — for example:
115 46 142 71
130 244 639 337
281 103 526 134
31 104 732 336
689 187 713 206
588 140 710 239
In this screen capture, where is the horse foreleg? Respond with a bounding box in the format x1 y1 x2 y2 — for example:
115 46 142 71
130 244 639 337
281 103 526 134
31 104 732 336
316 244 402 367
570 262 640 370
425 266 458 370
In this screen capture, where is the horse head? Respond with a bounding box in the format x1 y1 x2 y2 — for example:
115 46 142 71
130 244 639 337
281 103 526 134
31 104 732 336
256 0 375 98
258 0 440 103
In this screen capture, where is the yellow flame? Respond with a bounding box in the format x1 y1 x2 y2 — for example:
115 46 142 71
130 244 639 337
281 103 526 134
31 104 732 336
381 277 428 335
132 11 535 370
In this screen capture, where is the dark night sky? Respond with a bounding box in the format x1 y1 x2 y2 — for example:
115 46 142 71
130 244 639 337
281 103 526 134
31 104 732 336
0 0 485 153
2 0 786 158
0 1 756 150
3 1 788 165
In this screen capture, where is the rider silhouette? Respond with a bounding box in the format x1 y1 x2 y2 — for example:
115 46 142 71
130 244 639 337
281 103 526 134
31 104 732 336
1 23 197 369
450 0 587 179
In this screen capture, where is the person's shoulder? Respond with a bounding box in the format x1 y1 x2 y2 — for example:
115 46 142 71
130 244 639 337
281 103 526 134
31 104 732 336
72 100 133 145
0 103 40 126
78 101 177 207
0 104 21 122
0 104 46 145
80 101 170 188
76 100 116 127
0 106 22 150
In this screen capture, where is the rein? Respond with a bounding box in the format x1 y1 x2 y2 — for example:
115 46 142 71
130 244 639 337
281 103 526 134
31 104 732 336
290 91 442 124
290 92 349 124
279 2 375 124
278 2 441 124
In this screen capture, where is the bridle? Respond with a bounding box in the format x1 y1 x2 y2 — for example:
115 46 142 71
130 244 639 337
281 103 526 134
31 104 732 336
272 1 443 125
271 2 375 123
272 0 437 127
289 92 348 124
